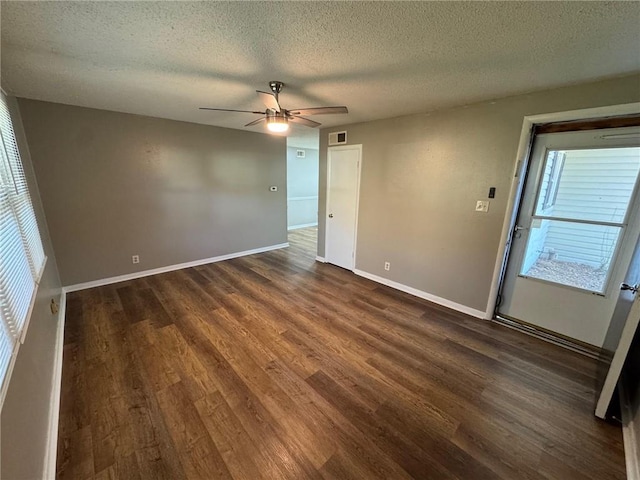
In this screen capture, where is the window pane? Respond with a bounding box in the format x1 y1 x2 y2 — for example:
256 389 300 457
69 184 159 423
520 219 621 293
535 147 640 223
0 190 36 336
0 92 48 408
0 94 46 277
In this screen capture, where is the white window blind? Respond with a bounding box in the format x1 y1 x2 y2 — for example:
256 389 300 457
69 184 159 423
0 91 47 403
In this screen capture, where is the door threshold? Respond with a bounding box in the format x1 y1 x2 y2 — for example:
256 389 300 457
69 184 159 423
493 314 603 359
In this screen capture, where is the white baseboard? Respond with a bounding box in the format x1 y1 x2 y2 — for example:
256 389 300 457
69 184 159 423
315 256 326 263
63 243 289 293
288 222 318 231
620 376 640 480
43 291 66 480
353 269 486 319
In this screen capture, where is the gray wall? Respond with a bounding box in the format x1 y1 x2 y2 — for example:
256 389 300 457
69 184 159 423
319 74 640 313
1 97 63 480
18 100 287 286
287 146 319 229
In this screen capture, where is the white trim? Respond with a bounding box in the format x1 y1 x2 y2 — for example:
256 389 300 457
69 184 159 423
353 269 486 319
315 256 326 263
486 102 640 319
19 255 48 344
63 243 289 292
43 291 66 480
325 144 362 271
620 375 640 480
288 222 318 231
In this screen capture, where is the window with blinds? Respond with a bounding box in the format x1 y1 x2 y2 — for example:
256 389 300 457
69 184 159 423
0 91 47 404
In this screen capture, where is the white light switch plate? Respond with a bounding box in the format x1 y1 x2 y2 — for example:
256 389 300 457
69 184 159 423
475 200 490 212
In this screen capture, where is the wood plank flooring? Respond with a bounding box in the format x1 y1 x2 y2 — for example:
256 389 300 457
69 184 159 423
57 227 627 479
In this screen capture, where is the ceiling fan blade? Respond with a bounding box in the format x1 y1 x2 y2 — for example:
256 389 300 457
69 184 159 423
257 91 281 112
200 107 265 114
289 116 321 128
287 106 348 116
244 117 266 127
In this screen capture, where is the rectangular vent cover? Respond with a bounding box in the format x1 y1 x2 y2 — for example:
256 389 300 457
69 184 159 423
328 131 347 146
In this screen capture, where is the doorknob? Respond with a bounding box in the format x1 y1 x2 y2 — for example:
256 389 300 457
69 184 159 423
621 283 639 294
328 213 334 218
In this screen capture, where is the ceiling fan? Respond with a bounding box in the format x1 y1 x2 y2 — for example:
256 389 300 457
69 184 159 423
200 81 348 133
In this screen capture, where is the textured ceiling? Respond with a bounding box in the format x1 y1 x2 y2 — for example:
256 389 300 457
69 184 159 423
1 1 639 134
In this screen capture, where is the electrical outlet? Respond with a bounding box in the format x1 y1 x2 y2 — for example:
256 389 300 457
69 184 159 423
132 255 140 264
475 200 490 213
384 261 390 271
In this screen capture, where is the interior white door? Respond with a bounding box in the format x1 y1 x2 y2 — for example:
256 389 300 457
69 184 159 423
498 127 640 347
596 234 640 418
325 145 361 270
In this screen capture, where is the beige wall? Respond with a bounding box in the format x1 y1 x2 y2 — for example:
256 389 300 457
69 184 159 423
1 97 63 479
18 100 287 286
319 74 640 313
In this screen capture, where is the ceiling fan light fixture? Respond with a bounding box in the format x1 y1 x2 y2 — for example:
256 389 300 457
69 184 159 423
266 115 289 133
200 82 348 131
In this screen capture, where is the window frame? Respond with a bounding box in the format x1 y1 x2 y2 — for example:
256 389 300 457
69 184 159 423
521 143 640 295
0 91 48 408
540 150 565 211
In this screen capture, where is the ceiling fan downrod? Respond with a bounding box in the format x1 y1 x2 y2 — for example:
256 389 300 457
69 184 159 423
269 81 284 102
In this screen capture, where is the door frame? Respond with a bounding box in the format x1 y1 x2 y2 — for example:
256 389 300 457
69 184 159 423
486 102 640 320
324 144 362 271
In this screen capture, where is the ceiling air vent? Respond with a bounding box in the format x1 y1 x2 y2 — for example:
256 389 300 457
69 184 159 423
296 149 306 158
328 131 347 146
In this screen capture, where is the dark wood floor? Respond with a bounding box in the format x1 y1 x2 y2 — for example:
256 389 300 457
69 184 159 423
57 227 627 480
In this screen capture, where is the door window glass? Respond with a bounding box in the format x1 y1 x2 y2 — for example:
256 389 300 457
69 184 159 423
521 147 640 293
534 148 640 223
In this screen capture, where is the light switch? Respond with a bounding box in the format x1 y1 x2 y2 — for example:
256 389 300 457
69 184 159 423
475 200 490 212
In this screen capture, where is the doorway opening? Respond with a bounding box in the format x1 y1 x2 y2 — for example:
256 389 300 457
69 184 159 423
286 130 319 259
496 126 640 351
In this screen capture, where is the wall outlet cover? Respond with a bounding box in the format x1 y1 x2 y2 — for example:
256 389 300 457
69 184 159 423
475 200 490 212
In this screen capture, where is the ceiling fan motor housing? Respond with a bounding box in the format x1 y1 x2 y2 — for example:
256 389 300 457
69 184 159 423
269 81 284 96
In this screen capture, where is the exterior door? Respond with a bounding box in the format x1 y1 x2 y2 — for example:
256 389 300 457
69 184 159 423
498 127 640 347
325 145 361 270
596 234 640 418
